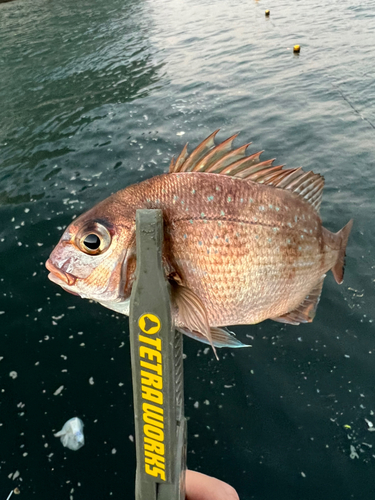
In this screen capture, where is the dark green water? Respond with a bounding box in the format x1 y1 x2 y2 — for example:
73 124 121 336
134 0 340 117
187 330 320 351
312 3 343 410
1 0 374 498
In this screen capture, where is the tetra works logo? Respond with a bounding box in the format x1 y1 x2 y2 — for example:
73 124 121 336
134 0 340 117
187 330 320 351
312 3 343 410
137 313 166 481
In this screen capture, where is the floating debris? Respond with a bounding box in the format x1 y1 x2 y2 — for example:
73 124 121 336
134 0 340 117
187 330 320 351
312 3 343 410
53 385 64 396
350 445 359 459
365 418 373 428
54 417 85 451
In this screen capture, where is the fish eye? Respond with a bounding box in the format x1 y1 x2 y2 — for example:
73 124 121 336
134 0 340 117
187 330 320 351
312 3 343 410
83 234 101 251
77 222 111 255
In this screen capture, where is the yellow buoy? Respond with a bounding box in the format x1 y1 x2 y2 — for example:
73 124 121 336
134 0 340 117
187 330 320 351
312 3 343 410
265 9 270 16
293 45 301 53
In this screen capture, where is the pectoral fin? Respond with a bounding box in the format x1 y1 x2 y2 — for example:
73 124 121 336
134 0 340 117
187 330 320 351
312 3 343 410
170 281 218 358
177 326 251 349
271 276 325 325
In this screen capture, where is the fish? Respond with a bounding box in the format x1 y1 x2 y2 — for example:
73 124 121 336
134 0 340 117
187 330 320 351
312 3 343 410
46 130 353 350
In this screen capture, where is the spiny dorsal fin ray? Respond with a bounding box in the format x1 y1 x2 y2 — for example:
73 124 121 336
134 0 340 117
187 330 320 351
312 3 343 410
271 275 326 325
172 132 325 212
263 168 298 186
171 143 189 173
254 165 285 183
206 143 251 173
220 151 264 177
241 160 277 180
178 129 219 173
192 133 239 172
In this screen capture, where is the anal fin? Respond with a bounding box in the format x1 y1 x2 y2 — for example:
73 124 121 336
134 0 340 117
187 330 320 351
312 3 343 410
271 276 325 325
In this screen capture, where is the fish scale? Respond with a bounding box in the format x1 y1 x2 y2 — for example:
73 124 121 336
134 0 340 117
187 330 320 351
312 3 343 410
159 173 325 326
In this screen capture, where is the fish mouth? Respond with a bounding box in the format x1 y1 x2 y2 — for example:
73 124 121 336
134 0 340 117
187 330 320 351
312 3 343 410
46 259 77 287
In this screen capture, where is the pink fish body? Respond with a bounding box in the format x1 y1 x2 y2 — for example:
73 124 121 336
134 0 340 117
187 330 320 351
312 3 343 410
46 131 352 348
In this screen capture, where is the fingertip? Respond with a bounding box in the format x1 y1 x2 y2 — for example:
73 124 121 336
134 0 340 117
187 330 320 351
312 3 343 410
185 470 239 500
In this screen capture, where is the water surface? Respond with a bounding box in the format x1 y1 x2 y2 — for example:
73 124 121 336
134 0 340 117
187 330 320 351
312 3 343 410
0 0 374 498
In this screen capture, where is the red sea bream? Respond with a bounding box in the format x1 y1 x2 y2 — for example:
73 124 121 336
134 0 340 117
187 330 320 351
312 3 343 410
46 131 352 349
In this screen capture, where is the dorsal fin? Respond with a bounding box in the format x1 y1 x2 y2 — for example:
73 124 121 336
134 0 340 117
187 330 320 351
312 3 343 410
171 131 325 212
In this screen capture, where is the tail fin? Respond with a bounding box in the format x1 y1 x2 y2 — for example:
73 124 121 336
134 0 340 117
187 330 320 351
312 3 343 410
332 219 353 284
